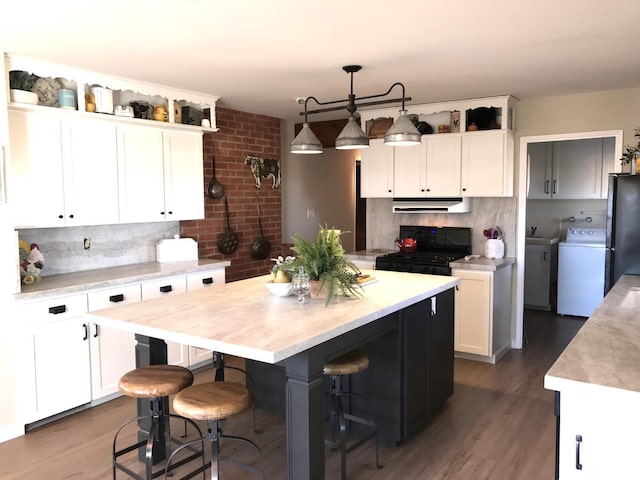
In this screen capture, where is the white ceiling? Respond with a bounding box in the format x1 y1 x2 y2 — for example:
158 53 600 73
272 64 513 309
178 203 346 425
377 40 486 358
2 0 639 122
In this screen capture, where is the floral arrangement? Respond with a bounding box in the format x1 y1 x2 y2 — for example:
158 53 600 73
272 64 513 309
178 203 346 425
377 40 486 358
483 227 502 240
621 127 640 166
270 255 297 283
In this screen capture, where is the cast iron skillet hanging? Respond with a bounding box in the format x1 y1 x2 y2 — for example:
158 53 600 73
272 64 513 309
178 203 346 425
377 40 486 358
207 155 225 200
251 198 271 260
217 197 239 255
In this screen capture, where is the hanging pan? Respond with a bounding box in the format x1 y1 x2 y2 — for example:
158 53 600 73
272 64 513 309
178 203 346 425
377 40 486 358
251 197 271 260
207 155 225 200
217 197 239 255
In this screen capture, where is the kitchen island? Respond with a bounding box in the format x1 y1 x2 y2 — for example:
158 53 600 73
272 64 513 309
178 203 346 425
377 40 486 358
545 274 640 478
88 270 459 480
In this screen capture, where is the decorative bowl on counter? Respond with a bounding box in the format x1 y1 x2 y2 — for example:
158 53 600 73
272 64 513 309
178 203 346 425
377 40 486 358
265 281 293 297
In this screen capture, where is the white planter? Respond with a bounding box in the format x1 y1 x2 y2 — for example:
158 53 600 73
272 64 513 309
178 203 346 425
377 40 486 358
9 89 38 105
484 239 505 259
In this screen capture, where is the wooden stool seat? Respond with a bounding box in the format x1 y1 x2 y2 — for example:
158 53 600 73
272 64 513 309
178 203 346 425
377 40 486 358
324 350 369 376
165 381 263 479
323 349 382 479
118 365 194 398
173 382 252 421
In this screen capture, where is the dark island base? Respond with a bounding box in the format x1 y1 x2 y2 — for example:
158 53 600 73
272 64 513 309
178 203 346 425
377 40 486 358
247 289 455 447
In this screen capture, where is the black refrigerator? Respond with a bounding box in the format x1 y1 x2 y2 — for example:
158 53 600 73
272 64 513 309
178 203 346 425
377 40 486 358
605 173 640 293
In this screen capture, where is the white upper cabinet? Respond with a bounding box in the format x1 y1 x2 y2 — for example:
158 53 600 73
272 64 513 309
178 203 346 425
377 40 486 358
393 142 426 197
117 124 165 223
528 138 608 199
163 130 205 221
8 110 119 228
461 130 513 197
425 135 462 196
361 138 394 197
359 95 517 199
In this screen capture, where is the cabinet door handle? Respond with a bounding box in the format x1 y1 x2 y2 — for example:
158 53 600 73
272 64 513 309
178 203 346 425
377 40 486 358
543 251 547 261
93 324 99 338
575 435 583 470
48 305 67 315
202 277 213 285
68 214 74 219
160 285 172 293
109 293 125 303
83 323 88 341
545 179 550 194
58 214 64 219
553 179 557 195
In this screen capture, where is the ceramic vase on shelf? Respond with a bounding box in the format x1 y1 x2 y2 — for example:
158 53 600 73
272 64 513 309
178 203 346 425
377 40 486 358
484 239 504 259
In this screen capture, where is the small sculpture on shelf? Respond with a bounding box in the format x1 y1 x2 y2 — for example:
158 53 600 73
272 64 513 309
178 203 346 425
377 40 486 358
19 240 45 285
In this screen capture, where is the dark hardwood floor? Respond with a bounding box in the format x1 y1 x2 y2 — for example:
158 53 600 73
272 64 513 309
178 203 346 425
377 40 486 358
0 310 583 479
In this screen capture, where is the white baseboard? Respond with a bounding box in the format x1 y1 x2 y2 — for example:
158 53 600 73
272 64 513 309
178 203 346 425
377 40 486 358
0 422 25 444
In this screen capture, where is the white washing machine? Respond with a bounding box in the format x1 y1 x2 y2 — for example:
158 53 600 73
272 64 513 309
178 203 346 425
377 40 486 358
557 227 606 317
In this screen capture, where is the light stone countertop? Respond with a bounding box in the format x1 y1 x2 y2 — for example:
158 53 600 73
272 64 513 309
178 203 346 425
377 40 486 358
525 237 560 245
87 270 460 364
450 256 516 271
545 274 640 394
344 249 395 262
15 259 230 301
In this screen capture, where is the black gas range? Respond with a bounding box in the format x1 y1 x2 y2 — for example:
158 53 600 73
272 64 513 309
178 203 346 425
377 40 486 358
375 226 471 275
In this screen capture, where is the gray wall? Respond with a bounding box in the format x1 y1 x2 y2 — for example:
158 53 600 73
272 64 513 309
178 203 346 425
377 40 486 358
280 121 357 252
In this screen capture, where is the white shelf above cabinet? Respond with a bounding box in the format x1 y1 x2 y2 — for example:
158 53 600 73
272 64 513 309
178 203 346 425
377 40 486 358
5 53 219 132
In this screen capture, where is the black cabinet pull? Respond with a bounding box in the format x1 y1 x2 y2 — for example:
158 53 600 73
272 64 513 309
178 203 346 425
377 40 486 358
83 323 88 341
58 214 64 219
202 277 213 285
48 305 67 315
159 285 172 293
575 435 583 470
167 211 173 215
68 214 74 219
93 324 99 338
462 187 466 192
109 293 125 303
545 179 550 194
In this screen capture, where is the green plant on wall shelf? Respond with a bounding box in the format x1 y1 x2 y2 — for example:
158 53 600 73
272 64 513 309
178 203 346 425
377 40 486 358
291 226 362 305
620 127 640 166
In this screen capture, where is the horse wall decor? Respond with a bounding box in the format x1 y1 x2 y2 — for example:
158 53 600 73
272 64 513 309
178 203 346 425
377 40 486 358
244 154 281 189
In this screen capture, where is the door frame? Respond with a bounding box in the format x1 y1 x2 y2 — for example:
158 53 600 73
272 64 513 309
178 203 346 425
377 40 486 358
514 130 623 349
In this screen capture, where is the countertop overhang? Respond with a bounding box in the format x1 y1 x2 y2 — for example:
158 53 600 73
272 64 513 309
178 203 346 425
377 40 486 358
87 270 459 365
545 274 640 394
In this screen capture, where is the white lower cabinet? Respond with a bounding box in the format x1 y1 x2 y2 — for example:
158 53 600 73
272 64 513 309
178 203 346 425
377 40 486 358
87 284 141 401
186 269 226 367
557 386 640 479
452 265 512 363
22 294 91 423
19 266 226 425
141 276 189 367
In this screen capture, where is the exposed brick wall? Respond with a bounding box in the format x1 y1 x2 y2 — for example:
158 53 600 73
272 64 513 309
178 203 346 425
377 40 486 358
180 107 283 282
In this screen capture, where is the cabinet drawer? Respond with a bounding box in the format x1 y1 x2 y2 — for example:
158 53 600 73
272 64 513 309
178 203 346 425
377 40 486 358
141 276 187 300
186 269 225 291
20 294 88 326
87 284 142 311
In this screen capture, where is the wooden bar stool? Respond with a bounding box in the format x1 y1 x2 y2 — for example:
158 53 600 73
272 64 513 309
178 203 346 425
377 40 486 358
165 381 264 480
112 365 204 480
324 350 383 480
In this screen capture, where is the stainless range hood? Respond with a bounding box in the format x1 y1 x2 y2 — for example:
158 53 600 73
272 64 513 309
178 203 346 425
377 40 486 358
392 197 472 214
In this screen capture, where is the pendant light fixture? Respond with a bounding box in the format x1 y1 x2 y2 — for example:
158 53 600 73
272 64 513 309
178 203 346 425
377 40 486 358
290 65 421 154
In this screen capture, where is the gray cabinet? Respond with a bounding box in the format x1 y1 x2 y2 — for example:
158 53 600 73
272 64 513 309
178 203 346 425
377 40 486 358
528 138 613 200
524 243 558 310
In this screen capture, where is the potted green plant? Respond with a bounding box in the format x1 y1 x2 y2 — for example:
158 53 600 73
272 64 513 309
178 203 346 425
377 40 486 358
620 127 640 172
291 226 362 304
